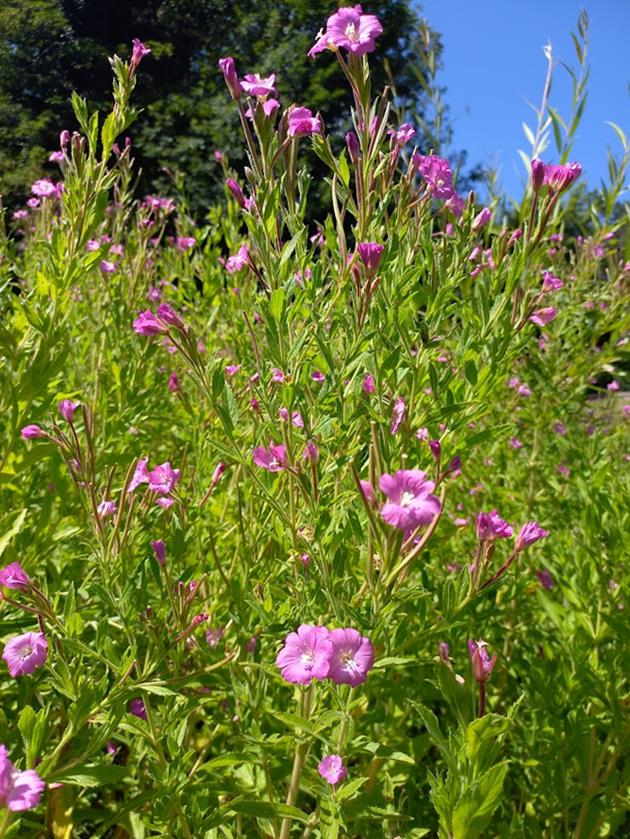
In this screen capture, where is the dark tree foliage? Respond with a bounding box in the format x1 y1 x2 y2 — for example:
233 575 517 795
0 0 441 212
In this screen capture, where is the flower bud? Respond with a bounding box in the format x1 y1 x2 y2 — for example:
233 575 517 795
531 158 545 191
219 57 241 100
226 178 246 208
346 131 360 164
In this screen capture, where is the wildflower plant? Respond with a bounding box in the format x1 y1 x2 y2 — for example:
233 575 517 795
0 8 628 838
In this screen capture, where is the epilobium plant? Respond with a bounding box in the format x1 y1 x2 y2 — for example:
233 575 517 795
0 6 628 838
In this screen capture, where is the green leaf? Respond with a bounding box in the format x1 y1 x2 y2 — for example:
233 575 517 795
49 763 129 787
228 800 308 822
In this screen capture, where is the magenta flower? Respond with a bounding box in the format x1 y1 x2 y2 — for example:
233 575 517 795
100 260 117 274
287 107 322 138
0 563 31 590
328 628 374 687
97 499 117 518
275 624 333 685
379 470 441 531
225 364 242 377
412 154 455 200
387 123 415 145
133 310 167 336
530 158 546 190
21 425 45 440
311 370 325 383
156 303 185 331
176 236 195 251
252 444 287 472
271 367 286 383
357 242 384 276
346 130 360 163
303 440 319 462
58 399 80 423
0 746 45 812
530 307 557 327
130 38 151 70
318 754 347 785
362 374 375 394
205 627 225 648
309 4 383 58
607 380 619 392
219 57 240 100
167 372 180 392
128 457 150 493
240 73 277 97
509 437 523 450
542 271 563 291
543 161 582 191
468 640 497 685
225 243 249 273
517 384 532 398
471 207 492 232
129 699 147 719
151 540 166 566
476 510 513 541
226 178 245 207
148 462 181 495
359 479 377 506
536 569 554 590
3 632 48 677
31 178 57 198
515 521 549 551
390 396 406 435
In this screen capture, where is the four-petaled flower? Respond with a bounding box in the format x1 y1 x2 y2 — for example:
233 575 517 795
275 624 334 685
0 745 45 811
379 470 441 531
318 754 347 784
252 444 287 472
309 4 383 58
468 639 497 685
2 632 48 677
327 628 374 687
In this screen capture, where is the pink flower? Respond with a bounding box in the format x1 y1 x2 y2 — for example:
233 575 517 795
357 242 384 276
151 540 166 566
128 457 150 493
129 699 147 719
517 384 532 398
542 271 563 291
362 374 375 394
97 499 117 518
275 624 333 685
31 179 57 197
327 628 374 687
309 4 383 57
509 437 523 450
359 480 377 506
225 244 249 273
554 421 567 435
530 158 546 191
218 57 240 100
205 627 225 648
21 425 45 439
0 563 31 590
476 510 513 541
390 396 406 435
226 178 245 207
379 470 441 531
287 107 322 138
543 161 582 192
271 367 286 383
412 154 455 200
176 236 195 251
148 462 181 495
471 207 492 232
100 260 117 274
133 310 167 336
0 745 45 811
58 399 80 422
252 444 287 472
225 364 242 377
3 632 48 677
240 73 277 97
607 380 619 392
48 150 64 163
311 370 325 383
468 640 497 684
131 38 151 70
318 754 347 785
156 303 185 331
387 123 415 145
303 440 319 462
516 522 549 551
346 130 360 162
536 569 554 589
530 307 557 327
167 372 180 392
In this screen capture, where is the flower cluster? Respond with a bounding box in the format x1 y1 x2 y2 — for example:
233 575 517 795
275 624 374 687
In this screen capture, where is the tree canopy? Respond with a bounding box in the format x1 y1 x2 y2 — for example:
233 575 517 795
0 0 441 212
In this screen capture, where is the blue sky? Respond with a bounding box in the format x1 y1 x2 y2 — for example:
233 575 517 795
419 0 630 199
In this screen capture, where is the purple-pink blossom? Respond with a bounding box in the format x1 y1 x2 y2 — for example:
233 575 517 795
542 271 564 292
357 242 384 276
379 470 441 531
468 640 497 685
327 628 375 687
129 699 147 719
2 632 48 677
225 244 249 274
412 154 455 200
21 425 45 440
58 399 80 423
0 745 45 811
362 374 375 394
275 624 333 685
476 510 513 541
252 443 287 472
287 107 322 138
515 521 549 551
151 540 166 565
309 4 383 57
97 499 117 518
130 38 151 70
0 563 31 590
530 307 557 327
240 73 277 97
219 57 240 100
390 396 406 434
318 754 347 785
148 462 181 495
133 310 168 336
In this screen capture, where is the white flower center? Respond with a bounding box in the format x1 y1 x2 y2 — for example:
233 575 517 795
301 650 315 669
399 491 415 507
21 645 33 659
345 22 358 41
